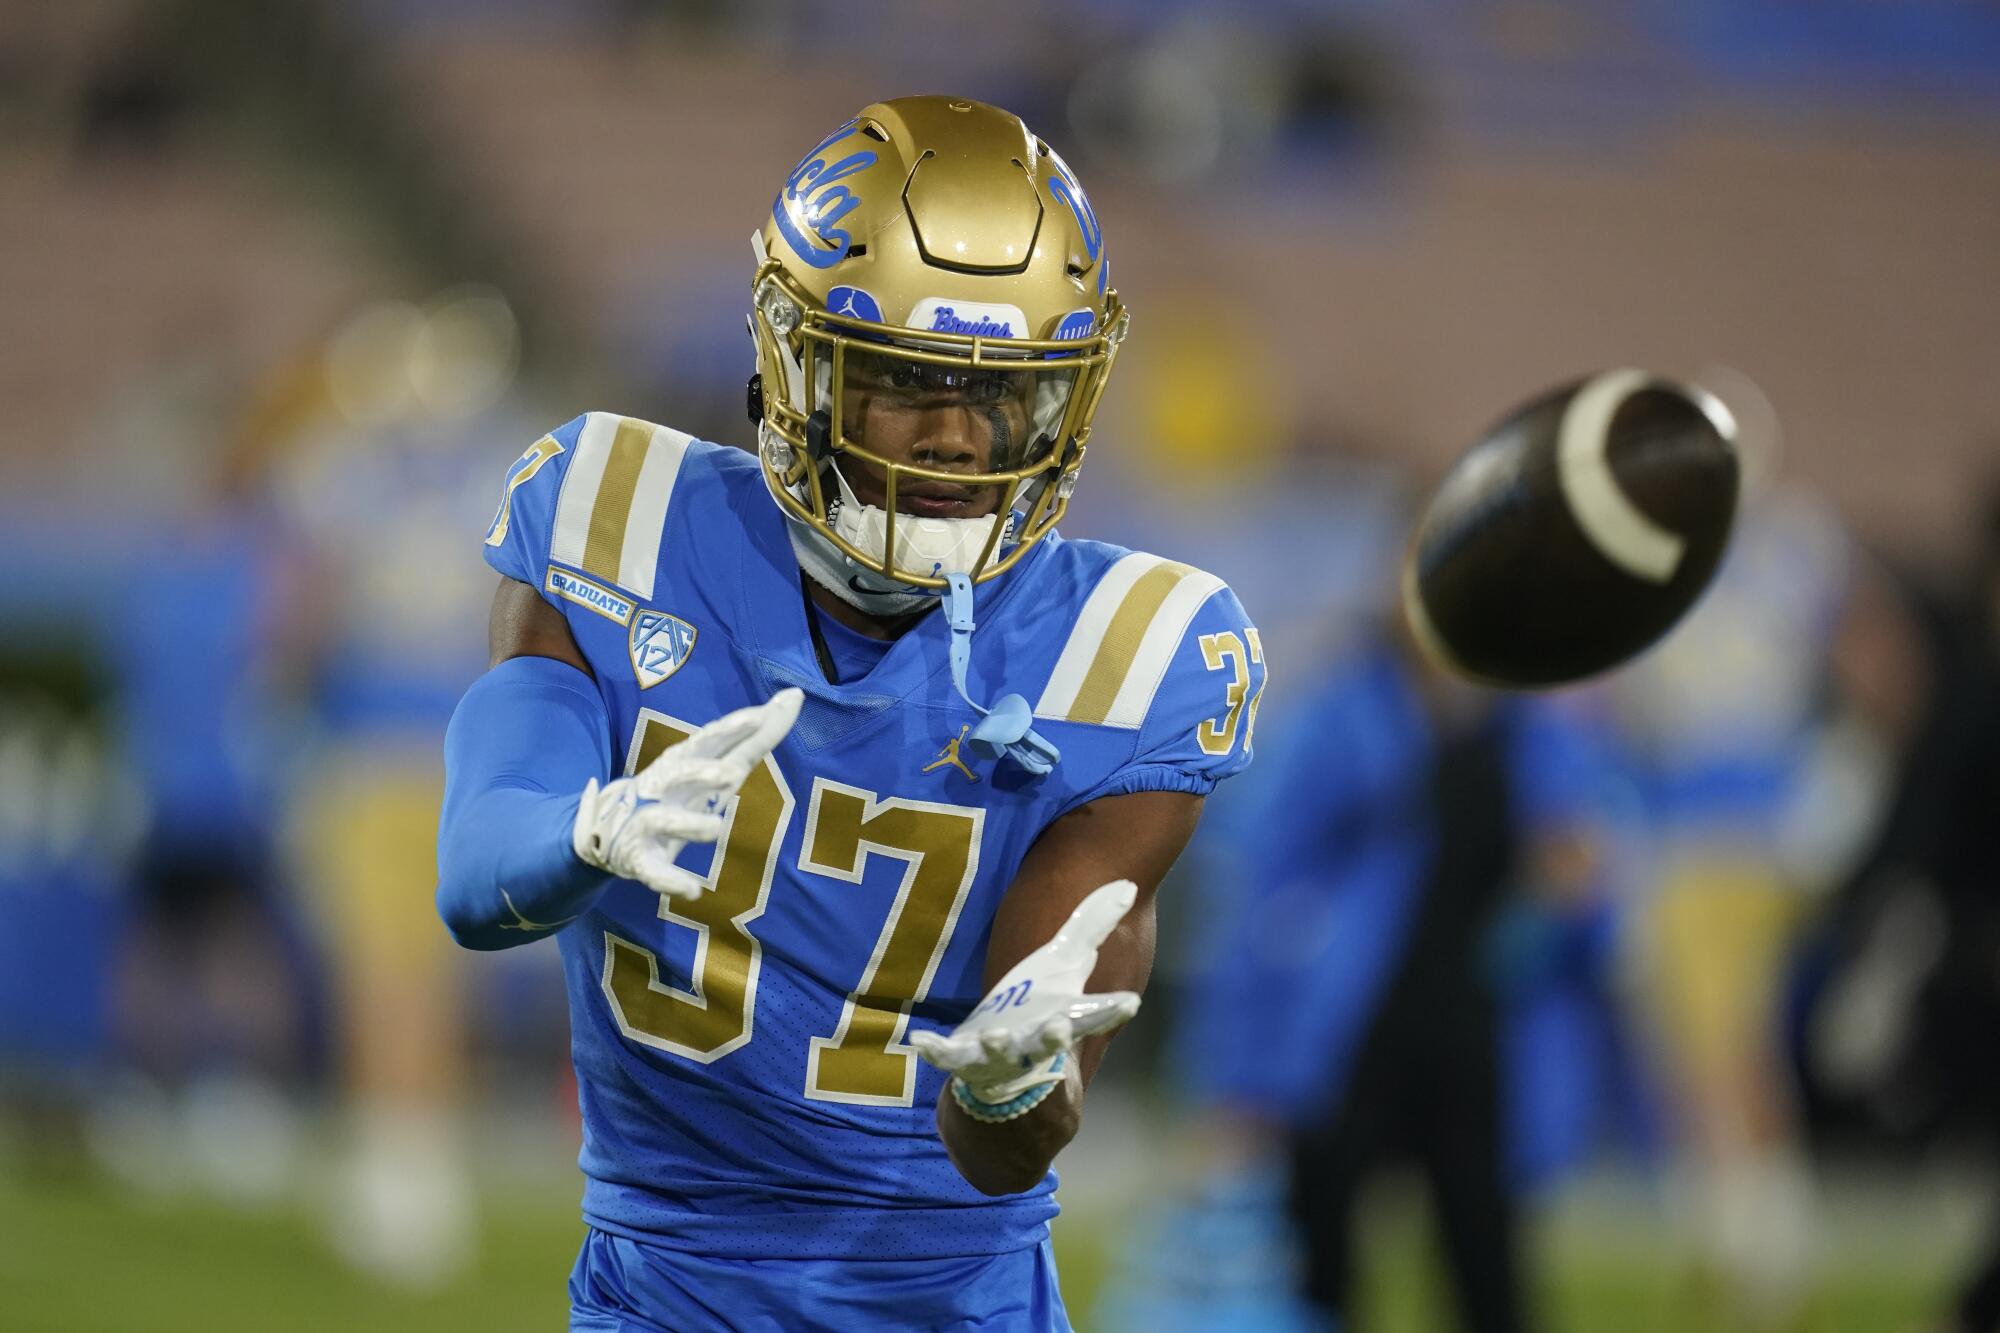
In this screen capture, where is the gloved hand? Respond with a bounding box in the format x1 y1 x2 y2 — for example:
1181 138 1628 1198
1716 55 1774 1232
911 878 1141 1113
572 688 803 899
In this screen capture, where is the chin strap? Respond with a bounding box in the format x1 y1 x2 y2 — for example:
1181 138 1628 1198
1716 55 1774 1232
941 572 1060 777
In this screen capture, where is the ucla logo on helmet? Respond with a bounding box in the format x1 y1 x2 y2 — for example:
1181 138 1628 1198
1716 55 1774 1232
773 119 877 270
629 610 699 689
825 286 883 324
1045 149 1102 261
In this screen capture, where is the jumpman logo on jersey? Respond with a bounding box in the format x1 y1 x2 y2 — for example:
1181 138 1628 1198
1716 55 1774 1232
921 725 979 782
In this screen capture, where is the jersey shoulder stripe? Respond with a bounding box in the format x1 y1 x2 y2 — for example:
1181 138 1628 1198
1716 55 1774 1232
548 412 692 600
1034 551 1226 729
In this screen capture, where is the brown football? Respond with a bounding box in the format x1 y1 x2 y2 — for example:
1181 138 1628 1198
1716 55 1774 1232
1403 369 1740 688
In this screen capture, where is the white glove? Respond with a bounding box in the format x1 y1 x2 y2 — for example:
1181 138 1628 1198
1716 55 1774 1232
572 688 803 899
910 878 1142 1111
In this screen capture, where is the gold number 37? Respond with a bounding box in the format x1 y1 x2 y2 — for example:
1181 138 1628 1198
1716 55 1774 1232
600 711 983 1108
1197 628 1265 756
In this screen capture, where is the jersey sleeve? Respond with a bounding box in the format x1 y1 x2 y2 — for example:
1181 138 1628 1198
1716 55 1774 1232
1065 579 1268 809
481 413 589 597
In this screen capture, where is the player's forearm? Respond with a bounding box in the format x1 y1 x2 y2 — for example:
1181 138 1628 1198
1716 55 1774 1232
935 1058 1084 1196
437 784 607 949
436 656 614 950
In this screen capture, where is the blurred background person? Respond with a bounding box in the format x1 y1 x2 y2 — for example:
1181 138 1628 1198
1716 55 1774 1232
256 292 548 1287
1808 476 2000 1333
1909 483 2000 1333
0 337 320 1206
1098 610 1616 1333
90 406 320 1206
1605 435 1926 1328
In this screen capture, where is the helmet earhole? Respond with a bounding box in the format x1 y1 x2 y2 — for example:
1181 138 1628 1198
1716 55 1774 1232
805 409 835 460
746 374 765 425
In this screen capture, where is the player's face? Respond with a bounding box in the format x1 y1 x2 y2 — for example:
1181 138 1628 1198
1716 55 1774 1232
839 349 1042 521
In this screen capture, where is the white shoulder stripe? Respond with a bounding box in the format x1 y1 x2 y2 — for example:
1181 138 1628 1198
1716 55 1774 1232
550 412 621 573
1034 553 1169 721
1035 554 1226 729
1102 567 1225 728
548 412 692 599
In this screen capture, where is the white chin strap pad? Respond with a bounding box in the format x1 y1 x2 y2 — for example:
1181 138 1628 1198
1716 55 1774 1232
828 481 1008 583
796 457 1015 616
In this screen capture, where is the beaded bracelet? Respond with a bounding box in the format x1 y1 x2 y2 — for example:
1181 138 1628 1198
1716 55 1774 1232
950 1053 1068 1124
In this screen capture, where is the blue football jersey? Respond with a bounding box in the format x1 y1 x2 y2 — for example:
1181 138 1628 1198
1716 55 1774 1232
481 412 1265 1261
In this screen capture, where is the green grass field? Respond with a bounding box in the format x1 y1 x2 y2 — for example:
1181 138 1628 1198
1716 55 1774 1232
0 1164 1956 1332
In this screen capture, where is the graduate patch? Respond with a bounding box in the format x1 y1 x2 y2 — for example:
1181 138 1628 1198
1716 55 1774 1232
546 567 636 625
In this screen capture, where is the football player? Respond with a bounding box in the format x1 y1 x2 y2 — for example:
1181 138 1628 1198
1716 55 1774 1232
435 96 1266 1331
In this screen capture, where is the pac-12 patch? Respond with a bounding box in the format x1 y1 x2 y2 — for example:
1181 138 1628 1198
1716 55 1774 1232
629 610 698 689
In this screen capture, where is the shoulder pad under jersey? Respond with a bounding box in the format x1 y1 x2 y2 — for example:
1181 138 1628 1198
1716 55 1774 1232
482 411 700 621
1031 548 1268 801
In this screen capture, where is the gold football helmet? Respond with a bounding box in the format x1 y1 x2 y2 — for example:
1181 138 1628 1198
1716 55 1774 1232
750 95 1127 591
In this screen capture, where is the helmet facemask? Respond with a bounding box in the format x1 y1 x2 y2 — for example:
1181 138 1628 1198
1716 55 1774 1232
752 260 1126 590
